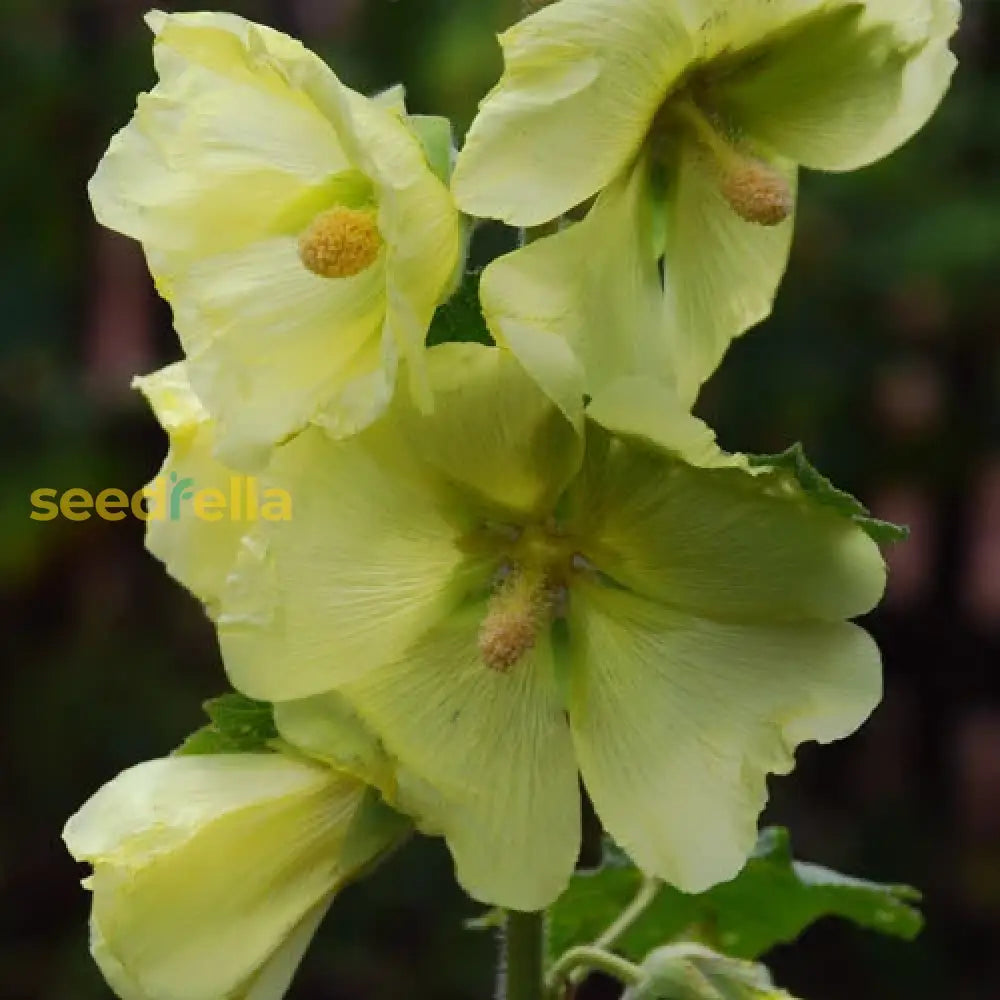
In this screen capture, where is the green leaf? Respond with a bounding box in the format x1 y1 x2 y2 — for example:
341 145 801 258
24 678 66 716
548 828 923 963
174 692 279 756
748 443 908 545
426 271 492 347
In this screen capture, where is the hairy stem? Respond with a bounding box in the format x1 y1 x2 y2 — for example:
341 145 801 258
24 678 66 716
500 910 546 1000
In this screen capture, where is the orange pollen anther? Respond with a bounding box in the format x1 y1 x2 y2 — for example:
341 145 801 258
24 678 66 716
718 159 793 227
478 568 551 673
298 206 383 279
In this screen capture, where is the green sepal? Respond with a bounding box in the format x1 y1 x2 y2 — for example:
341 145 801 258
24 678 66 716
748 444 908 545
426 272 492 348
408 114 455 185
548 828 923 963
339 787 413 883
174 692 279 756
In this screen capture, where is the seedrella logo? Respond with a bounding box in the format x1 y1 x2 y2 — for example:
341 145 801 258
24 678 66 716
30 473 293 522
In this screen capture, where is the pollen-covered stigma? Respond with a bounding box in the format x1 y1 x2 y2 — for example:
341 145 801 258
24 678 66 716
298 205 384 279
478 524 577 672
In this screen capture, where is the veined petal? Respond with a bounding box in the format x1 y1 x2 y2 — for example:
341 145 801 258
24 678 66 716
64 755 380 1000
569 582 882 892
397 344 584 519
172 238 385 469
274 692 397 800
343 604 580 910
481 160 674 408
658 136 797 407
452 0 693 225
570 427 886 623
133 363 245 611
217 421 486 703
585 376 744 470
711 3 956 171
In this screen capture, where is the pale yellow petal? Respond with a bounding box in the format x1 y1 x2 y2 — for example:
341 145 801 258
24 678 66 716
217 421 487 702
658 137 797 408
570 582 882 892
569 427 886 622
344 604 580 910
481 160 673 406
172 238 385 469
452 0 692 225
90 13 350 274
395 344 584 519
133 363 246 610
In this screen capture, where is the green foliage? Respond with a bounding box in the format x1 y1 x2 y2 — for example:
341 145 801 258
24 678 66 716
548 828 923 963
174 693 279 756
749 443 909 545
426 271 493 347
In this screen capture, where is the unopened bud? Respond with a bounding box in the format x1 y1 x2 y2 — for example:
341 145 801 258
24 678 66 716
623 944 796 1000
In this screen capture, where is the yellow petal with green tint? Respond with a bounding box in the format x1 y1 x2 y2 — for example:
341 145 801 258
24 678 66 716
133 363 246 611
452 0 692 225
585 376 744 470
570 426 886 622
343 604 580 910
63 754 384 1000
170 237 386 469
711 3 955 171
274 692 397 801
218 420 484 703
90 12 350 275
569 582 882 893
481 160 673 408
658 136 797 408
826 0 959 169
395 344 584 518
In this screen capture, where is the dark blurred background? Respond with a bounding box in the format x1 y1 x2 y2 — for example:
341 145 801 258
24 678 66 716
2 1 999 998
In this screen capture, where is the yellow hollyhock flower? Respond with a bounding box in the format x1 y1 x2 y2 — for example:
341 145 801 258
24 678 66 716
63 753 407 1000
91 10 461 467
213 344 886 911
455 0 959 406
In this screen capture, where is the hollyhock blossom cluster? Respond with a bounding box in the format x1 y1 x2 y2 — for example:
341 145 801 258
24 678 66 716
67 4 958 998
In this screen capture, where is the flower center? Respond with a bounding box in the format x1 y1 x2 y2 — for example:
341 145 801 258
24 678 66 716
477 524 578 672
661 99 792 227
298 206 383 279
479 567 552 673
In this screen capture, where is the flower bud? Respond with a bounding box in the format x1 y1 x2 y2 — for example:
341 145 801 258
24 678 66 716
64 754 405 1000
623 944 796 1000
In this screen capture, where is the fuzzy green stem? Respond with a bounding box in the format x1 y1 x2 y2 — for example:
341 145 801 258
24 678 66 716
545 946 644 998
501 911 546 1000
593 877 662 953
